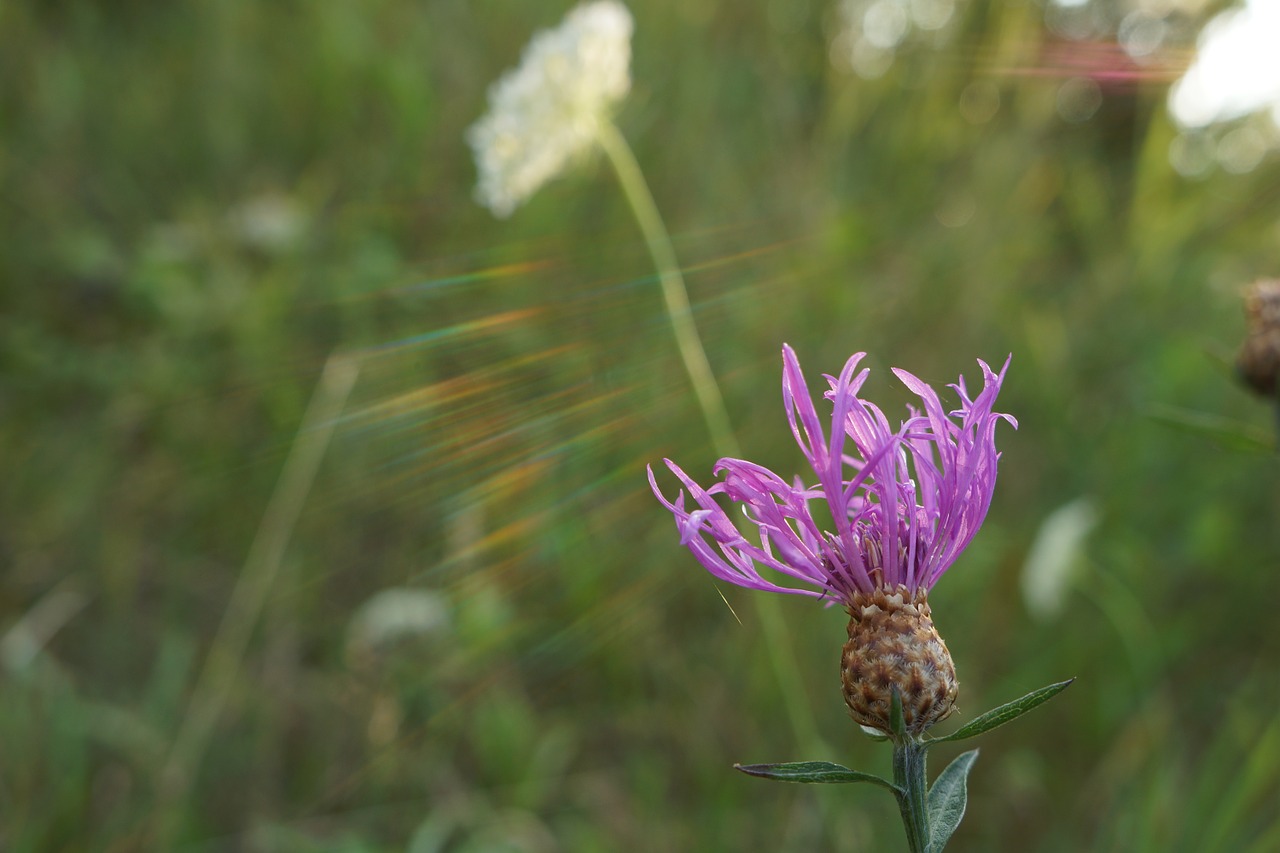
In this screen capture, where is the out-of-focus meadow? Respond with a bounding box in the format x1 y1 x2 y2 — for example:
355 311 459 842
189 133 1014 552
4 0 1280 850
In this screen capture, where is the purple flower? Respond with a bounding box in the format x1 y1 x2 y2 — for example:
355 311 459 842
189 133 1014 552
649 345 1015 604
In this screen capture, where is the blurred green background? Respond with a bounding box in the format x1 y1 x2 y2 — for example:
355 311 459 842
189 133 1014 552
4 0 1280 850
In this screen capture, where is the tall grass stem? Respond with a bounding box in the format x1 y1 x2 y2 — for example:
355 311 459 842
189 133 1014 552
594 119 739 459
596 119 834 835
154 353 359 842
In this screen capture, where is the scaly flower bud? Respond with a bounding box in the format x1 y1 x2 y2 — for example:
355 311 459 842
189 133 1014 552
1236 278 1280 398
842 586 957 735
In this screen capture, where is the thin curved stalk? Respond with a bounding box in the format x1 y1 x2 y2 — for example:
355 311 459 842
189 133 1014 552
596 119 834 834
594 119 739 459
153 353 359 845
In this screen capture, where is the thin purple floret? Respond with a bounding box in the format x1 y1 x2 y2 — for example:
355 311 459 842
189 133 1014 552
648 345 1015 604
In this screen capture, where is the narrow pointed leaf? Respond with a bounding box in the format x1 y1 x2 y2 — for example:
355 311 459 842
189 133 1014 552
734 761 899 792
1146 404 1274 454
928 749 979 850
932 679 1074 743
889 686 907 741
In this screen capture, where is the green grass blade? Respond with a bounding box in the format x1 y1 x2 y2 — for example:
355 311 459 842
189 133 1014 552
1146 404 1274 454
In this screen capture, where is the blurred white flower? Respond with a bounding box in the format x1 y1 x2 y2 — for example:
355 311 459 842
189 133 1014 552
467 1 634 218
1168 0 1280 129
346 588 450 656
228 192 308 253
1021 498 1098 621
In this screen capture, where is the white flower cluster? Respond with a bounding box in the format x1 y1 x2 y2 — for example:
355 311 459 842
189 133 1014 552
467 1 634 218
1168 0 1280 130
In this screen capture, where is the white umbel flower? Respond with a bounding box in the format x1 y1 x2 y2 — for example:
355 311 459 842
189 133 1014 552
467 1 634 218
1168 0 1280 130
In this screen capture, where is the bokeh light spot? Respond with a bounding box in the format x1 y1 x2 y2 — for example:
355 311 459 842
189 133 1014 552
1216 125 1268 174
1168 132 1215 177
910 0 954 31
863 0 910 49
1056 77 1103 123
1118 11 1167 60
959 81 1001 124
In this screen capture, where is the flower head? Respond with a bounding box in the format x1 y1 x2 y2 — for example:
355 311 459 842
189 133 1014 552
650 345 1014 734
650 344 1015 604
1236 277 1280 398
467 1 634 218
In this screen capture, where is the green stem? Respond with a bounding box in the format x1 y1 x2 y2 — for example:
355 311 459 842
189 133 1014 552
893 741 931 853
593 119 739 459
596 119 842 843
153 353 359 845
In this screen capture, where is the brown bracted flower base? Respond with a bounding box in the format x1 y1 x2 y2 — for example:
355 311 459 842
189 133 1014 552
1237 278 1280 397
841 585 958 736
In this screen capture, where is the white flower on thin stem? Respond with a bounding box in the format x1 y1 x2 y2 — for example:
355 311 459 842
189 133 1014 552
467 1 634 218
1168 0 1280 130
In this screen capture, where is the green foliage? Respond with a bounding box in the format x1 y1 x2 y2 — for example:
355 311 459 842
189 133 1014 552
3 1 1280 851
1144 404 1275 454
931 679 1075 744
927 750 978 851
735 761 897 790
890 686 908 742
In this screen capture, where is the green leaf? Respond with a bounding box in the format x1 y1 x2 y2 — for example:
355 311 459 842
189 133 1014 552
890 686 907 741
928 749 979 850
932 679 1075 744
734 761 899 792
1146 404 1274 454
